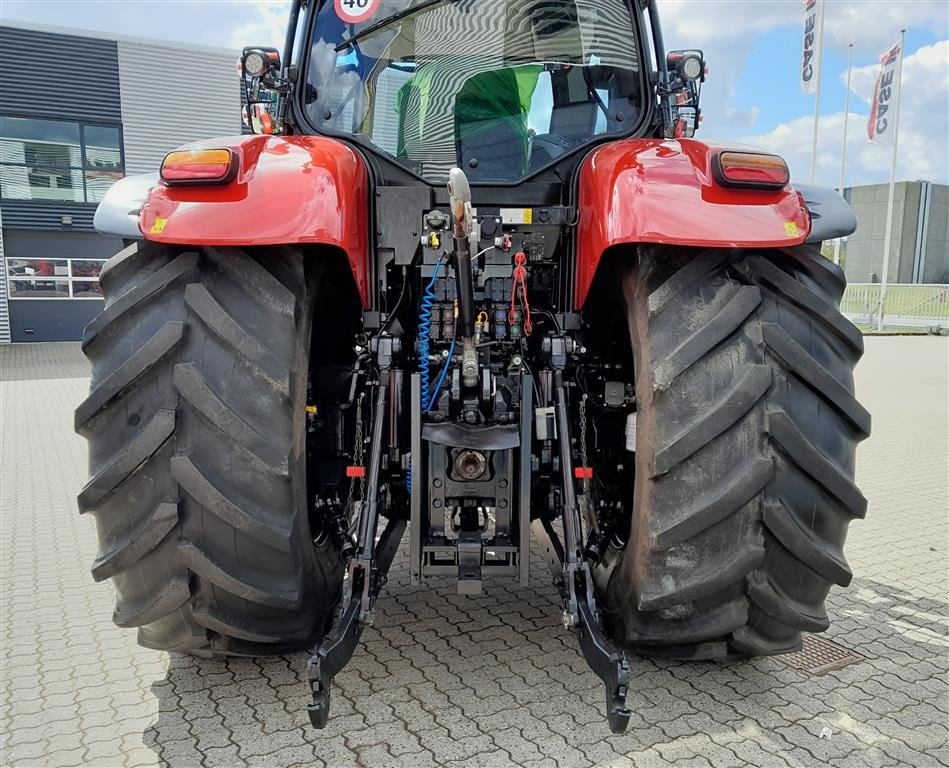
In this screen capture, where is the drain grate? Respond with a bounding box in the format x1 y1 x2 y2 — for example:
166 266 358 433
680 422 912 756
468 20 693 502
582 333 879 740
780 634 865 675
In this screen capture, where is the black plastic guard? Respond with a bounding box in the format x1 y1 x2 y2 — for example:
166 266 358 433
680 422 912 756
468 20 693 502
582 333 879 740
795 181 857 243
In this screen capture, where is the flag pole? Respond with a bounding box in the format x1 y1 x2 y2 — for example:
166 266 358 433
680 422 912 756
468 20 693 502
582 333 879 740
808 0 826 181
833 42 854 266
877 29 906 332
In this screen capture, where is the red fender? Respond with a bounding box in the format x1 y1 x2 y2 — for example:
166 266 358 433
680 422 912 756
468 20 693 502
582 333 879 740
575 138 810 308
140 135 370 306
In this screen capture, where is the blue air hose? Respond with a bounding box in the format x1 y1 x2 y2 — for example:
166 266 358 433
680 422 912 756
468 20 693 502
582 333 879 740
410 258 445 492
427 335 456 411
418 259 444 410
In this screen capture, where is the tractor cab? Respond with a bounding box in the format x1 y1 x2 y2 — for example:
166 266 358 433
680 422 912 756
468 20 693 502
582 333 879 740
241 0 706 184
301 0 646 183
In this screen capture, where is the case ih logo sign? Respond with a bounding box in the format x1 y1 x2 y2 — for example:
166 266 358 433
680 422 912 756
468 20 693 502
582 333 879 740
868 41 903 145
800 0 822 95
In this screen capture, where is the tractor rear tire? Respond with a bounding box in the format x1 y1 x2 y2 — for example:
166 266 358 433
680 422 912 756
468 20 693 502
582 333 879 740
602 243 870 659
76 242 342 656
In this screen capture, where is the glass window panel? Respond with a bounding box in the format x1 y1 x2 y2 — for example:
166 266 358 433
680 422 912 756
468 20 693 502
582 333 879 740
7 258 68 278
0 160 83 201
0 116 82 168
72 280 103 298
83 125 120 151
1 116 81 144
8 278 70 298
307 0 641 183
1 117 123 201
70 260 105 278
0 163 32 198
83 125 123 173
84 169 121 202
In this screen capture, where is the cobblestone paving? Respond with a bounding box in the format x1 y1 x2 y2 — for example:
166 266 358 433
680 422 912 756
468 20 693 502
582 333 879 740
1 337 947 768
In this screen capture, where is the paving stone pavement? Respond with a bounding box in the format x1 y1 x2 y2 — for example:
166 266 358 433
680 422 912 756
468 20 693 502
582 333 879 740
1 337 947 768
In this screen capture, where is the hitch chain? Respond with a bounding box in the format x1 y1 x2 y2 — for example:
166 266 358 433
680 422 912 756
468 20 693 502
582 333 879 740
346 392 367 518
578 393 602 561
579 393 590 494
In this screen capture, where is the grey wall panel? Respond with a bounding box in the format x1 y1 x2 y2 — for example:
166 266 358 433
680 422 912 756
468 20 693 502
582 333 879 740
0 201 97 231
0 26 121 122
2 228 122 260
844 182 915 283
118 41 241 174
923 185 949 283
898 184 921 284
8 299 103 342
0 210 9 343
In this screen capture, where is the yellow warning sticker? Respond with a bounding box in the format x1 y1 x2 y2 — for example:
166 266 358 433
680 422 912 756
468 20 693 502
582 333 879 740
500 208 533 225
150 217 168 234
784 221 799 237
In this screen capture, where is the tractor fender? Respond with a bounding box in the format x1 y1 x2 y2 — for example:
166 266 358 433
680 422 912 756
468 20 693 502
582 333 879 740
139 135 370 305
575 138 811 308
794 181 858 244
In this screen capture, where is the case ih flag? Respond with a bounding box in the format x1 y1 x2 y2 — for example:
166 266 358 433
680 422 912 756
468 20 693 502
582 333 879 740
801 0 823 95
868 40 903 145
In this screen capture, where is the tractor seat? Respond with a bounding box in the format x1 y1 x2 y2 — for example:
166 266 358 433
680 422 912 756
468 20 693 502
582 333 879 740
454 68 535 182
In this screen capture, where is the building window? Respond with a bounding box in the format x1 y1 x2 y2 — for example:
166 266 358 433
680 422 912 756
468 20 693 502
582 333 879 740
6 257 105 299
0 116 124 203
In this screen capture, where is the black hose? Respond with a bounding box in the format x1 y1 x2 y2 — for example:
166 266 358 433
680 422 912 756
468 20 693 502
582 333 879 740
452 241 476 339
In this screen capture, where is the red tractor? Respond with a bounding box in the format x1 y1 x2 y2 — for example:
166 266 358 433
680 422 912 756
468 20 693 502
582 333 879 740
79 0 868 733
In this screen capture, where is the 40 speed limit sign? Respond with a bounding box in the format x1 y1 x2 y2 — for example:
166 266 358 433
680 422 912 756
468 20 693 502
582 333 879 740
335 0 380 24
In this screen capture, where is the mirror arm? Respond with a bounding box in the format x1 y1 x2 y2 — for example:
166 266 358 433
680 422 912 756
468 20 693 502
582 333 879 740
273 0 303 133
283 0 303 69
646 0 673 135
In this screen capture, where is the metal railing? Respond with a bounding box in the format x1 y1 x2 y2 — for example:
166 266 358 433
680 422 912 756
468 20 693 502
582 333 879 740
841 284 949 329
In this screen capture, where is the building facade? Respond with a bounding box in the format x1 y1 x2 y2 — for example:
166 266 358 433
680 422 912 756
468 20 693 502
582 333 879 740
0 22 240 343
4 23 946 342
844 181 949 285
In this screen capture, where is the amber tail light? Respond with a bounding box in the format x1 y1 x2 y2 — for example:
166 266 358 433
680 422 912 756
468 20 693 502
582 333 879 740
715 152 790 189
161 149 238 185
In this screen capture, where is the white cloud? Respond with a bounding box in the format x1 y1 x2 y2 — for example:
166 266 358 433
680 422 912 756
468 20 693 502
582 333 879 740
659 0 798 43
662 2 949 145
823 1 948 50
662 1 948 53
229 0 291 51
739 40 949 187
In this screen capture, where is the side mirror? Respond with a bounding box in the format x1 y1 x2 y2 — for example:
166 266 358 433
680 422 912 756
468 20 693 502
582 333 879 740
663 49 705 139
240 47 285 135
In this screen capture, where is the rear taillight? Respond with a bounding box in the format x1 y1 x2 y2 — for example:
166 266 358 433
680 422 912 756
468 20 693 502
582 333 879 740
161 148 237 185
715 152 790 189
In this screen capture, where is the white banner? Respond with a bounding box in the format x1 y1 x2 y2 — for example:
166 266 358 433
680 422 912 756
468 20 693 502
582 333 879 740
801 0 823 95
868 40 903 145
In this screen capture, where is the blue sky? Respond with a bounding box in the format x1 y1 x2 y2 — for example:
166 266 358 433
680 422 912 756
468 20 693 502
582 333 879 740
727 25 942 133
2 0 947 187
